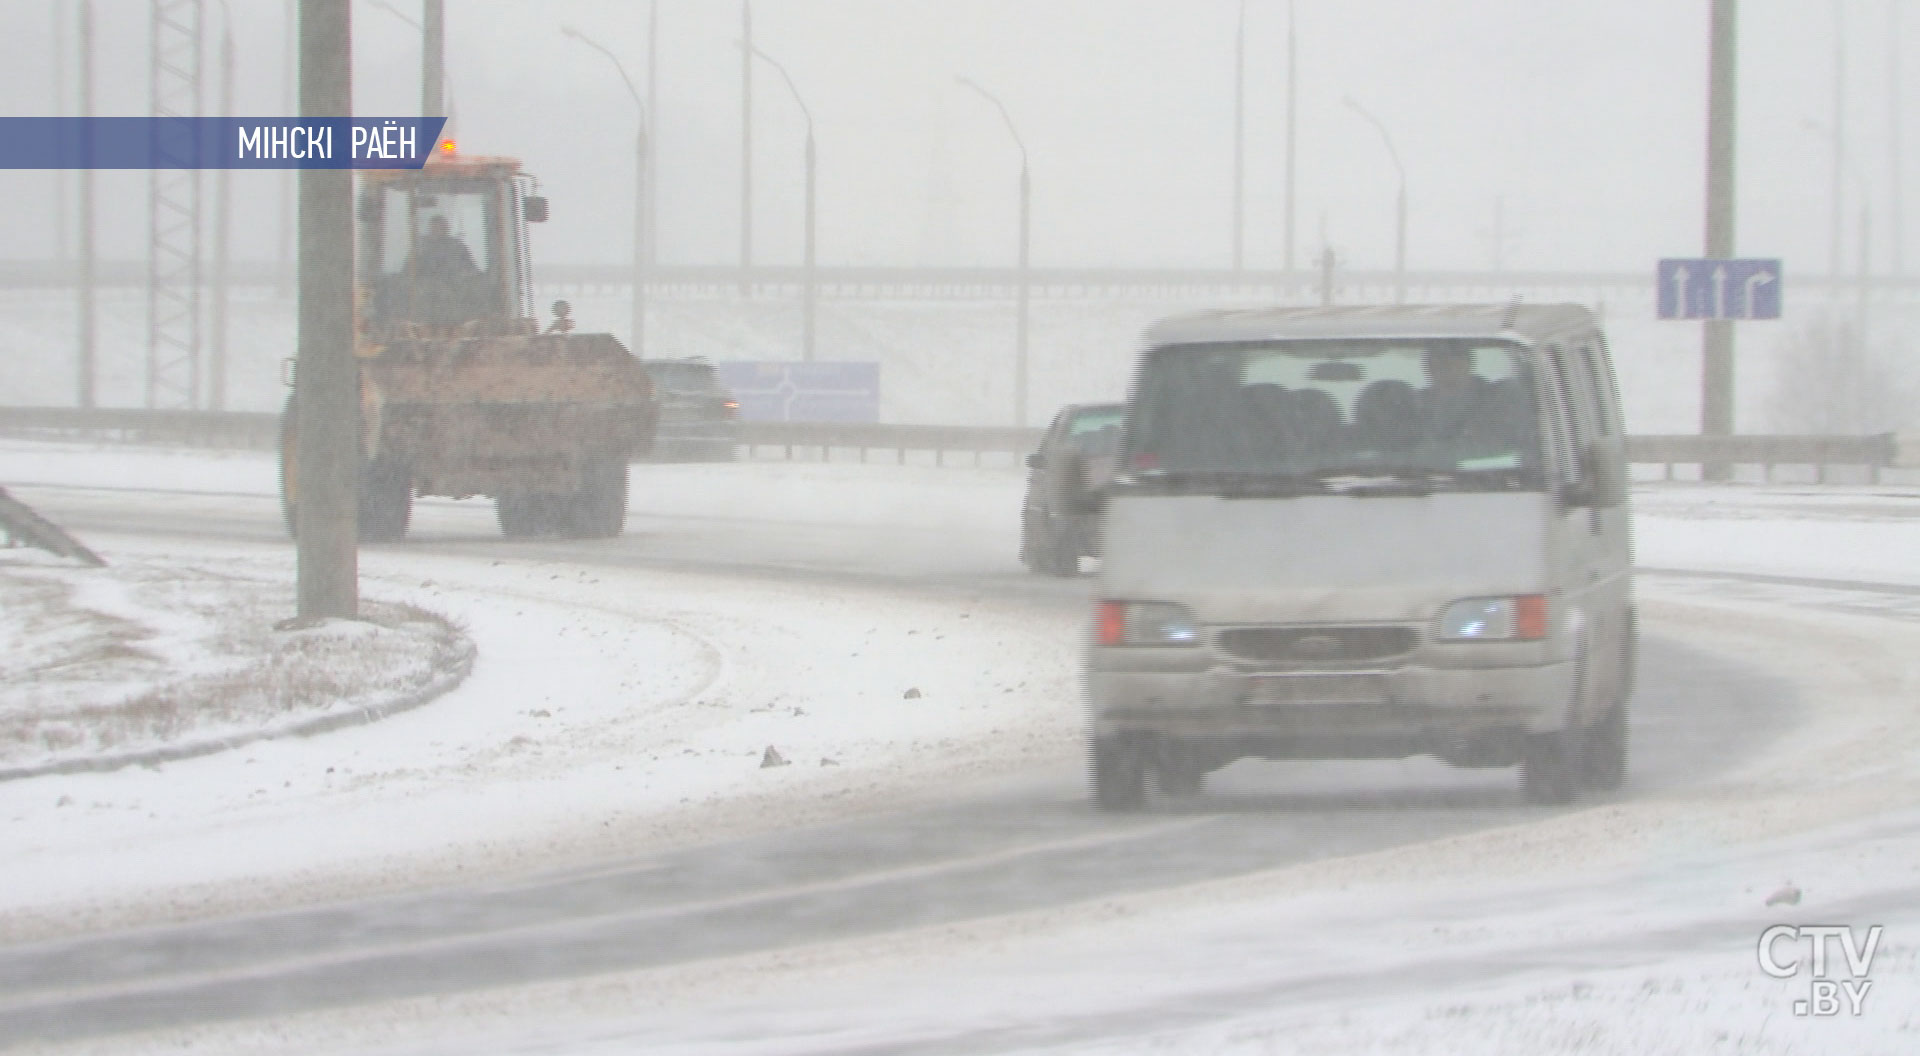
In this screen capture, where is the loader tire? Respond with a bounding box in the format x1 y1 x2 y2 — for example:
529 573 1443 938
357 457 413 543
563 458 629 539
496 492 558 538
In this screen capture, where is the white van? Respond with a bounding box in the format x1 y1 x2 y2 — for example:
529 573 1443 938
1082 304 1634 809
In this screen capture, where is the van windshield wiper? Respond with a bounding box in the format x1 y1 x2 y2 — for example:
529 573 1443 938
1113 470 1326 498
1304 464 1445 497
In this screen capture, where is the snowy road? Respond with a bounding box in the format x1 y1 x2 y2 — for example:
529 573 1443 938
2 447 1917 1053
0 630 1789 1045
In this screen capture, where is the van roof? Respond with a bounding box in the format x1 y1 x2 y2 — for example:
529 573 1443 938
1142 303 1597 347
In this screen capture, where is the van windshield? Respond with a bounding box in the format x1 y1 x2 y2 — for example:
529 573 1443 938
1124 339 1545 491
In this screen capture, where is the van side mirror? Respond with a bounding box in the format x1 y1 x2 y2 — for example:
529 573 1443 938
1559 475 1597 509
524 195 549 223
1562 444 1620 508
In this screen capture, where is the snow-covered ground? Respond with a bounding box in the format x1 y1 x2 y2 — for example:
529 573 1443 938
0 549 470 779
2 439 1918 1053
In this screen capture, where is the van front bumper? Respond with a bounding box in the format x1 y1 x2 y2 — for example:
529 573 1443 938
1086 653 1575 763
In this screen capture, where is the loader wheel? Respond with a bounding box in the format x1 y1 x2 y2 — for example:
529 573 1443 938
496 492 558 538
357 457 413 543
563 458 629 539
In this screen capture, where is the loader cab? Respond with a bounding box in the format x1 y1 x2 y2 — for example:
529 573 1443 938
357 156 545 332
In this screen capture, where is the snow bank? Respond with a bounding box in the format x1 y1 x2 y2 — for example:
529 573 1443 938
0 551 471 779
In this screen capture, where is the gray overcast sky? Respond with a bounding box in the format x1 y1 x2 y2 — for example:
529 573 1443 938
3 1 1912 276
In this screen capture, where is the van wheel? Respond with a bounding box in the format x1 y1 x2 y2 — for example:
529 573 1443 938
1155 758 1206 798
1090 737 1147 812
1580 701 1629 792
1520 729 1579 805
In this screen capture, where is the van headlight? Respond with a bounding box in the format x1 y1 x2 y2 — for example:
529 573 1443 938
1435 595 1548 641
1095 601 1202 647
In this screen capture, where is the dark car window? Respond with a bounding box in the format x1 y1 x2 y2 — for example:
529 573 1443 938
1063 407 1124 457
1125 339 1544 484
645 363 720 395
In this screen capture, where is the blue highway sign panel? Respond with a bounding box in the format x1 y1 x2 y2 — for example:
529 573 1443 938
717 362 881 422
1656 258 1782 320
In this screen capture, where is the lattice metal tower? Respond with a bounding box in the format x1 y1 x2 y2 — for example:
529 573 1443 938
147 0 204 409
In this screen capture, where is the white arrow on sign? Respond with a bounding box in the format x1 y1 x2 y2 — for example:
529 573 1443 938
1670 265 1691 318
1711 265 1728 320
1742 269 1775 320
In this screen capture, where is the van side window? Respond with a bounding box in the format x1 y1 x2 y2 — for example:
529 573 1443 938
1577 343 1614 437
1588 338 1624 437
1551 345 1601 449
1540 345 1579 483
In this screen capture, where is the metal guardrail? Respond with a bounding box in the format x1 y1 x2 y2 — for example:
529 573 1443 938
0 406 1905 481
9 260 1920 302
737 420 1041 465
1626 433 1901 483
0 407 281 449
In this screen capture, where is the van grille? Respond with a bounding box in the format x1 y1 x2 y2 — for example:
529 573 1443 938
1216 625 1416 669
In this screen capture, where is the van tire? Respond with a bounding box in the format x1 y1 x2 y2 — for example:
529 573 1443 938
1580 701 1629 792
1520 730 1579 805
1155 760 1206 798
1091 737 1147 811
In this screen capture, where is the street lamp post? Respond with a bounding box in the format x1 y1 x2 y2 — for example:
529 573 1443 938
742 43 816 361
1344 96 1406 304
210 0 233 410
564 26 649 358
368 0 444 119
1284 0 1297 274
1233 0 1245 272
956 76 1030 427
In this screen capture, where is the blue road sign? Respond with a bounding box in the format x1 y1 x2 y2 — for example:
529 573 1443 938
716 362 881 422
1656 258 1783 320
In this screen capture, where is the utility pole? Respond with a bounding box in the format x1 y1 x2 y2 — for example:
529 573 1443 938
210 1 233 410
1700 0 1738 480
1232 0 1245 272
77 0 96 409
422 0 444 118
1283 0 1297 275
740 0 753 295
295 0 358 620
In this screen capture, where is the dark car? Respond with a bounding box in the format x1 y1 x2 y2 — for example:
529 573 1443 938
640 358 740 462
1020 402 1124 575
